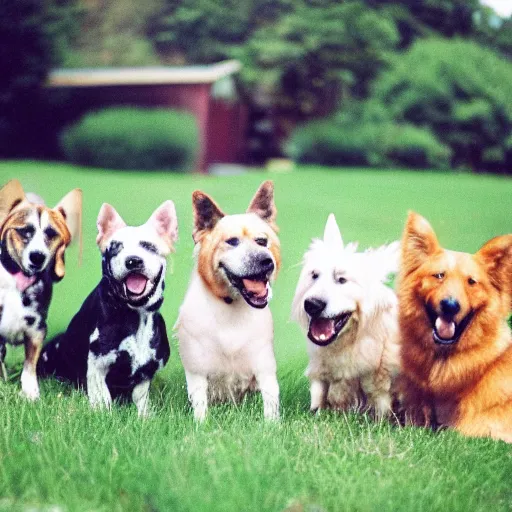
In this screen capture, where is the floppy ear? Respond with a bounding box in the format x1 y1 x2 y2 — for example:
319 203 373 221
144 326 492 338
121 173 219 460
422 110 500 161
192 191 225 243
0 179 26 228
54 188 83 263
52 244 67 281
96 203 127 252
476 234 512 296
246 181 277 229
323 213 343 250
401 211 440 274
147 200 178 253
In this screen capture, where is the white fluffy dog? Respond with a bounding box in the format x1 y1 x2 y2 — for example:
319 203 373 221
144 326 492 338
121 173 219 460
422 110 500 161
292 214 400 418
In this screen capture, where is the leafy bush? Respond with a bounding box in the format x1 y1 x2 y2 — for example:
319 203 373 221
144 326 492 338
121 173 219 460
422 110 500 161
60 108 198 171
286 118 451 169
371 38 512 171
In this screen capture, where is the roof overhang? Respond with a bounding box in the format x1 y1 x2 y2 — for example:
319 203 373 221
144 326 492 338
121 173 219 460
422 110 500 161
47 60 241 88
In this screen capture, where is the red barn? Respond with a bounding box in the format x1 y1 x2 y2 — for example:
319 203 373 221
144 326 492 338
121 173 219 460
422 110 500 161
47 60 247 173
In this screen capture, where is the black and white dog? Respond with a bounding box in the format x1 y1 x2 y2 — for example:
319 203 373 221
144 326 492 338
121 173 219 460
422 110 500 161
38 201 178 416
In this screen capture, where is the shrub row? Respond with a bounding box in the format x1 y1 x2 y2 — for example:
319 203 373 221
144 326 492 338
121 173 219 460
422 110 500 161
60 107 198 171
286 119 451 170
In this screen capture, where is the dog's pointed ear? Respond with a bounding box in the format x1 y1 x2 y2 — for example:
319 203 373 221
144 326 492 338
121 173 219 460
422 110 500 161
192 191 225 243
0 179 26 227
401 211 440 274
96 203 127 252
323 213 343 250
246 181 277 229
147 200 178 253
476 234 512 296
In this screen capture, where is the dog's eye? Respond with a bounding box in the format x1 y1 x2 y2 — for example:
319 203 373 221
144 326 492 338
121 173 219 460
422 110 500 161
16 226 34 240
225 237 240 247
337 277 347 284
433 272 445 280
255 237 268 247
468 277 477 286
311 271 319 280
44 227 58 240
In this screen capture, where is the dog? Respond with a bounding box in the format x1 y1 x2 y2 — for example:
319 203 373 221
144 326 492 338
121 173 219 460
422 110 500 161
292 214 400 418
38 201 178 416
0 179 81 399
397 211 512 442
176 181 281 421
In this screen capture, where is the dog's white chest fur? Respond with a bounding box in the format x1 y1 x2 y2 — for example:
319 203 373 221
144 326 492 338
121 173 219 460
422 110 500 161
119 313 157 373
177 271 275 376
177 269 279 419
0 265 43 344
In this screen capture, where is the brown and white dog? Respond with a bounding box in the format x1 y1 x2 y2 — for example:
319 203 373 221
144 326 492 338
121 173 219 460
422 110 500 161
0 179 81 399
176 181 281 421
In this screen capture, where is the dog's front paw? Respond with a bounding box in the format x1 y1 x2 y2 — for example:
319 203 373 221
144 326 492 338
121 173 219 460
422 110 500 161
264 403 280 421
88 387 112 411
20 372 40 401
193 404 207 422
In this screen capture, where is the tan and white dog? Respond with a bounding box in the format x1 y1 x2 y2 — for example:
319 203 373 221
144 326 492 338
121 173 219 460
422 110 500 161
176 181 281 421
292 214 400 418
0 179 81 399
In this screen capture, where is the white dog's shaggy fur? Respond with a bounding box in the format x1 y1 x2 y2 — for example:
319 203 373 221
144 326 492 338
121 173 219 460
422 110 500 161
292 214 400 417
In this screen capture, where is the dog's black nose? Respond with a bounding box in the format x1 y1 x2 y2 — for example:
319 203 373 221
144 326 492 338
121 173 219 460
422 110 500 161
258 257 274 273
440 297 460 317
304 298 327 317
125 256 144 271
29 251 45 267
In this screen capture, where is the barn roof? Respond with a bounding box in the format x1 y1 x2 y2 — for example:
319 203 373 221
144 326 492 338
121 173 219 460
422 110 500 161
47 60 241 88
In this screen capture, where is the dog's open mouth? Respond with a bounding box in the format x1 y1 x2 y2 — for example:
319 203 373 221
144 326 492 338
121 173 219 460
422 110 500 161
426 305 474 346
308 312 352 346
221 265 270 308
124 272 149 298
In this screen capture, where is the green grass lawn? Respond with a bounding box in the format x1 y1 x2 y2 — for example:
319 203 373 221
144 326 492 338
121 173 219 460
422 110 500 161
0 161 511 512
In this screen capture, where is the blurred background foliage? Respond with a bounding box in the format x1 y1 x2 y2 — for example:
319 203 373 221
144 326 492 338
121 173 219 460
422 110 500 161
1 0 512 171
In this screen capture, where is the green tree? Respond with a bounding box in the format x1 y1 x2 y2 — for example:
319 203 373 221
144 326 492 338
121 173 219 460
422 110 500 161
236 1 398 130
68 0 163 67
147 0 293 64
371 38 512 171
366 0 480 47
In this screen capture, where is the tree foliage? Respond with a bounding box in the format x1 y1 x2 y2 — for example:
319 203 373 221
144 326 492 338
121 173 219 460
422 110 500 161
365 0 481 47
370 38 512 171
236 1 399 127
147 0 292 64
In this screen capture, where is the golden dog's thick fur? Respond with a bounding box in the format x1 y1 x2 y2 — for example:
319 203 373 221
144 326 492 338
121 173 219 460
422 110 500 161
398 212 512 442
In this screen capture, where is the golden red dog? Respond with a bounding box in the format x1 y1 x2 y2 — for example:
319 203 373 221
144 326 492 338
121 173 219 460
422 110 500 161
398 211 512 442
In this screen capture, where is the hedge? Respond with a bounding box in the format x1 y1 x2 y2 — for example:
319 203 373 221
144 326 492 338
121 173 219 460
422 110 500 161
60 107 198 171
285 119 451 170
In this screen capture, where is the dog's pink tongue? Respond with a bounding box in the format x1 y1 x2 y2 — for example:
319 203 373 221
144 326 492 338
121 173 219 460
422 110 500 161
243 279 267 298
310 318 335 341
125 273 147 295
14 272 36 292
435 317 456 340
